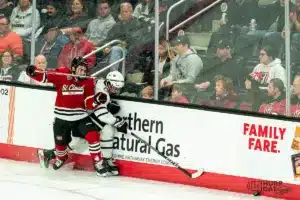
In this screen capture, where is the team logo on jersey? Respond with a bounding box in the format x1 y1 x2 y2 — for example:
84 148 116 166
264 106 273 114
56 136 62 141
294 110 300 118
62 84 84 95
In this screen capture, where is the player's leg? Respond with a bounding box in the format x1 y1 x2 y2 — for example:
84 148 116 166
101 124 119 176
77 117 109 176
52 118 72 170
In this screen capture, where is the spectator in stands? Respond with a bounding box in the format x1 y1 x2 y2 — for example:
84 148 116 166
141 85 153 99
103 2 143 71
85 0 116 47
199 75 237 109
160 35 203 87
239 72 266 112
0 49 23 81
221 0 258 31
0 0 13 18
0 16 23 57
195 39 242 91
252 46 286 87
60 0 90 34
291 75 300 117
159 35 202 100
36 24 69 69
158 39 171 79
40 0 67 30
58 27 96 70
28 55 53 86
133 0 154 22
289 0 300 49
169 84 189 104
10 0 40 38
258 78 286 115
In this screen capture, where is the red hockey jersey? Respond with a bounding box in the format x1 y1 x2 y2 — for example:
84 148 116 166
29 67 95 121
290 104 300 117
258 96 286 116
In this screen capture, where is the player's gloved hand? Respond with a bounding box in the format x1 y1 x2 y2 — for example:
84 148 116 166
113 116 128 134
94 92 107 105
107 101 120 115
26 65 36 76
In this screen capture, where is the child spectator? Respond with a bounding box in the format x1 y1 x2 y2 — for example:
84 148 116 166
200 75 237 109
141 85 153 99
169 84 189 104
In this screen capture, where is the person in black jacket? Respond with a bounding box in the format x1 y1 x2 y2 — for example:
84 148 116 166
0 49 22 82
195 39 244 92
103 2 144 72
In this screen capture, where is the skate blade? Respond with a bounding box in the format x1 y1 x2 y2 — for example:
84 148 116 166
37 149 46 169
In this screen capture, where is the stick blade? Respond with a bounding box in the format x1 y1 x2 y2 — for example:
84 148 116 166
191 169 204 178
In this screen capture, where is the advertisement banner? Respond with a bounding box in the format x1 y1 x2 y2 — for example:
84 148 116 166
5 87 300 185
0 86 15 144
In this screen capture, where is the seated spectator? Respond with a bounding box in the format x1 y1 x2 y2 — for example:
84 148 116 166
36 24 69 69
239 72 266 112
141 85 153 99
159 35 203 100
40 0 67 31
0 16 23 57
133 0 154 22
258 78 286 115
200 75 237 109
58 27 96 70
195 39 242 91
102 2 143 71
0 49 24 81
158 39 171 79
10 0 40 38
252 46 286 87
169 84 189 104
85 0 116 47
0 0 13 18
60 0 90 34
290 75 300 117
28 55 53 86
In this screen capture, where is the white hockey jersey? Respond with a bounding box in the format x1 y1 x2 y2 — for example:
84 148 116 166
85 79 117 125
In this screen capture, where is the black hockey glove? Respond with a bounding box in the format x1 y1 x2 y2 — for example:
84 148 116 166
107 101 120 115
94 92 108 105
26 65 36 76
113 116 128 134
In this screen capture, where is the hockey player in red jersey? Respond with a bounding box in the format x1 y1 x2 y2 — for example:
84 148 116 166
26 57 107 176
35 61 128 176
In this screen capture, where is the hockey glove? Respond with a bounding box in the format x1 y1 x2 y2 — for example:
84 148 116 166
26 65 36 76
107 101 120 115
94 92 108 105
114 116 128 134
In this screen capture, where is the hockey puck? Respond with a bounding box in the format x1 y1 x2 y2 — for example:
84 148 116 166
253 192 260 196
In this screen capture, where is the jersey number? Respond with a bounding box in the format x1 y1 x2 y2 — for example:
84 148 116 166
0 88 8 96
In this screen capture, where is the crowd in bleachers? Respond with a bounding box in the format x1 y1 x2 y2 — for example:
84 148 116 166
1 0 300 117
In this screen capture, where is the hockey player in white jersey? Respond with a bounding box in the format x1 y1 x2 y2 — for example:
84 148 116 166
37 71 127 177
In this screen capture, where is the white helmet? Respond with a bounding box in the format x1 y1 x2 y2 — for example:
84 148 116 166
106 71 125 89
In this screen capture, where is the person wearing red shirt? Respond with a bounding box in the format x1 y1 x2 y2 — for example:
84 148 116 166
57 27 96 70
259 78 286 115
169 84 189 104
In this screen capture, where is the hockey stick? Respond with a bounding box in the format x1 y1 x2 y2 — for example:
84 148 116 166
35 70 93 79
131 132 203 179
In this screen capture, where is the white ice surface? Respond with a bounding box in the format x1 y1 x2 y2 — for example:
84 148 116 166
0 159 278 200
